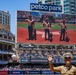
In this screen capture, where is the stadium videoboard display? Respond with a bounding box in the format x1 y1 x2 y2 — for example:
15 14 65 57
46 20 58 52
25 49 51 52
17 10 76 44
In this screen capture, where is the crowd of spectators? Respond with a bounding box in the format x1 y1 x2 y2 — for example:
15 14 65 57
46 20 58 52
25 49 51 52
18 50 76 63
0 54 13 63
0 48 15 53
0 28 15 42
55 17 76 24
18 43 75 63
69 18 76 22
0 65 50 70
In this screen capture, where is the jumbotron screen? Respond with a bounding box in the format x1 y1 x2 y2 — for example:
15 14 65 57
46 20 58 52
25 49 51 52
17 10 76 44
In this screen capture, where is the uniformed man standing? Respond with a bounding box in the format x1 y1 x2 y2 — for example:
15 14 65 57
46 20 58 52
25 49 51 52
47 52 76 75
59 20 67 41
25 15 35 40
42 18 51 40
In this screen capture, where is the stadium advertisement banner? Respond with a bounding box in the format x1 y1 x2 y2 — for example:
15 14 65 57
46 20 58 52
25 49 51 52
42 70 54 74
30 3 62 12
30 59 48 63
9 70 23 75
26 70 41 74
20 58 30 63
0 70 8 75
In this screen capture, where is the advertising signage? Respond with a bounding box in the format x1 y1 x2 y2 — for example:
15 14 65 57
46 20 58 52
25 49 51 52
42 70 54 74
9 70 23 75
30 3 62 12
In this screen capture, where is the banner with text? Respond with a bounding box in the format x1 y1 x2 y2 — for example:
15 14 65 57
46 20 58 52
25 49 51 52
30 3 62 12
9 70 23 75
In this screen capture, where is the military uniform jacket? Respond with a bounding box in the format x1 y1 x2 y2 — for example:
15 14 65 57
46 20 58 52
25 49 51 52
54 65 76 75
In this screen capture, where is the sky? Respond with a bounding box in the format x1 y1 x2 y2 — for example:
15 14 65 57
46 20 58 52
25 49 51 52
0 0 36 35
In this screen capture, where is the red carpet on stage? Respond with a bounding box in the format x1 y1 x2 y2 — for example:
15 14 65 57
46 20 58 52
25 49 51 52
17 27 76 44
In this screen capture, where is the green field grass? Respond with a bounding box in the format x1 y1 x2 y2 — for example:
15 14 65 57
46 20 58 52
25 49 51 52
17 22 76 30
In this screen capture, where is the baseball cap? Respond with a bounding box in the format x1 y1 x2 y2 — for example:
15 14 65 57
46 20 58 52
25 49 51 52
62 52 73 59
